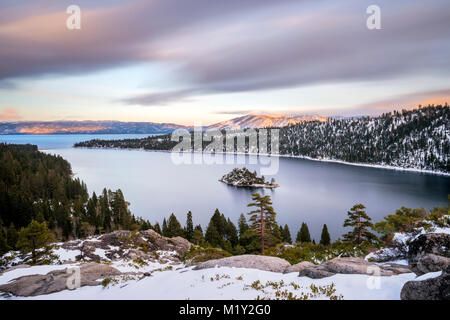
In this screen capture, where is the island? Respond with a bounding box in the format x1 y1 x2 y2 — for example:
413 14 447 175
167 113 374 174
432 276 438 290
219 167 279 188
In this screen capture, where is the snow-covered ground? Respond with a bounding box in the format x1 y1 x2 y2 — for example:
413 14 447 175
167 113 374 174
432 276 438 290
0 261 437 300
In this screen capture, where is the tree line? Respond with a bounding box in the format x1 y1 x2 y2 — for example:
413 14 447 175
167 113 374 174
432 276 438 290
0 143 151 256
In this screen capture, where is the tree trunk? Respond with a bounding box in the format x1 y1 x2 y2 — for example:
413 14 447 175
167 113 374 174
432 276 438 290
358 214 361 244
260 207 264 254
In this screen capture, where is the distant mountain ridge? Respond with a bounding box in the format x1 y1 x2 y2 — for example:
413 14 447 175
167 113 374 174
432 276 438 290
0 120 189 135
0 114 326 134
207 114 327 130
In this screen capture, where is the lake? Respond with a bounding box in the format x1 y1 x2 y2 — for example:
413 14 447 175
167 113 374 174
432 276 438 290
1 134 448 240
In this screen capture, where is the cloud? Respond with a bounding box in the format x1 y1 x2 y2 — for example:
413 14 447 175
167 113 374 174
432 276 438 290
1 0 450 109
0 0 298 80
119 88 198 106
355 88 450 112
0 108 21 120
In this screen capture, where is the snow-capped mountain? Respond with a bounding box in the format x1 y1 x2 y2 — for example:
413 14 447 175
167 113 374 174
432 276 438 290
207 114 327 130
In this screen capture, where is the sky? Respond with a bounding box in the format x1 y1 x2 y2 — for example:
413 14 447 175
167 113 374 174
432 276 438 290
0 0 449 125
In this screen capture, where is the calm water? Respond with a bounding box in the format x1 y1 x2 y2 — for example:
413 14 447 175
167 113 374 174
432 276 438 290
1 134 449 240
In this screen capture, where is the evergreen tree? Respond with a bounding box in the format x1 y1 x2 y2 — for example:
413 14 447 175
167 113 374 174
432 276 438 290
205 220 222 248
238 214 249 238
6 222 18 250
225 218 238 247
192 224 205 246
282 224 292 243
342 204 378 244
16 220 55 264
247 193 277 254
320 224 331 246
296 222 311 243
162 218 168 237
184 211 194 241
153 222 162 235
0 229 9 255
167 213 184 237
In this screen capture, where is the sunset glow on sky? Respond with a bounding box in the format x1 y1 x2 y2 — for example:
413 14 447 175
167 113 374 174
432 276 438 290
1 0 449 125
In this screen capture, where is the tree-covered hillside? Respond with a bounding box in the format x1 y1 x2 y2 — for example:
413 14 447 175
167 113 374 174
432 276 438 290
0 144 150 251
74 105 449 173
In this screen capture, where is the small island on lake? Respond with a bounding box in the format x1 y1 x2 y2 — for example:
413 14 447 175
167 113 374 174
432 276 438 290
219 167 279 188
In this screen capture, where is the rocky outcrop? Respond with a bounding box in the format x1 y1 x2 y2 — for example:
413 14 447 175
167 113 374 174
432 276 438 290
411 254 450 275
58 229 193 264
0 263 121 297
283 261 316 274
408 233 450 275
401 266 450 300
193 255 291 273
298 257 411 279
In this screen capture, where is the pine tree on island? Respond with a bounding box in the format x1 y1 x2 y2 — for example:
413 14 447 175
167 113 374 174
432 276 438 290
247 193 277 254
342 204 378 244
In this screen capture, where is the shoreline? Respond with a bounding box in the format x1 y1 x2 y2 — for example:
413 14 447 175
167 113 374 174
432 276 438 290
219 179 279 189
70 146 450 177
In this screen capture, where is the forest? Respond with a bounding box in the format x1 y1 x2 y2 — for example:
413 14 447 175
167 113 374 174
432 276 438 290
0 143 151 254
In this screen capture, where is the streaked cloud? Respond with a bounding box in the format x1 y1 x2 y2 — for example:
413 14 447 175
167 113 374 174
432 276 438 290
0 108 21 120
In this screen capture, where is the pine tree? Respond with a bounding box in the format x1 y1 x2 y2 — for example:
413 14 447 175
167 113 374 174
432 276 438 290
16 220 55 264
296 222 311 243
225 218 238 247
205 220 222 247
282 224 292 243
0 229 9 255
162 218 168 237
153 222 162 235
342 204 378 244
238 214 249 238
247 193 277 254
6 222 18 250
167 213 184 237
184 211 194 241
320 224 331 246
192 225 205 245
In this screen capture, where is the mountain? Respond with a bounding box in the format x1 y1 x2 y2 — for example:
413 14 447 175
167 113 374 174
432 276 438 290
74 105 450 173
207 114 327 130
0 114 326 134
0 121 189 135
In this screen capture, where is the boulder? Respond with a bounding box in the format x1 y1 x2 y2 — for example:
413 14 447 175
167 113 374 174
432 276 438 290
298 265 335 279
284 261 316 274
411 254 450 275
0 263 121 297
193 255 291 273
408 233 450 259
408 233 450 275
298 257 411 279
401 266 450 300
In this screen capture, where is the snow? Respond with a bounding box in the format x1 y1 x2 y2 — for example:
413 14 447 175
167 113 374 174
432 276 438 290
0 264 74 284
0 262 423 300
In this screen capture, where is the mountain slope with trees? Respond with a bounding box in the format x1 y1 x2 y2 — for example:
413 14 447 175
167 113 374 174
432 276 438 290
75 105 449 173
0 143 150 255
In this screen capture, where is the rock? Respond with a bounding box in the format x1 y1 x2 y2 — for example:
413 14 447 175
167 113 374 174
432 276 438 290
408 233 450 275
411 254 450 275
408 233 450 259
298 265 336 279
284 261 316 274
0 263 121 297
193 255 291 273
297 257 411 279
401 266 450 300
